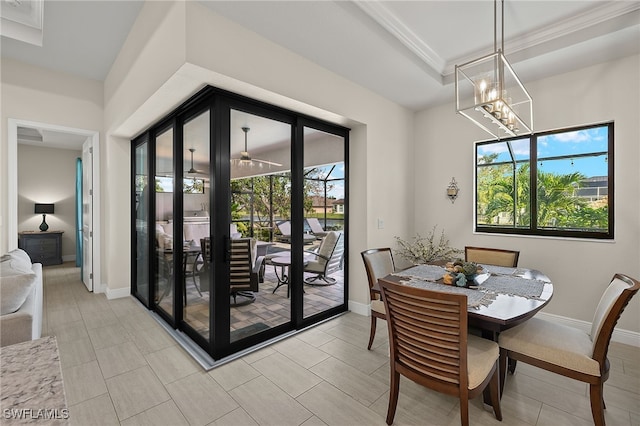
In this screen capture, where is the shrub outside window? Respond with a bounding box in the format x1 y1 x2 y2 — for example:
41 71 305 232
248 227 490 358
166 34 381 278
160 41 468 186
475 122 613 239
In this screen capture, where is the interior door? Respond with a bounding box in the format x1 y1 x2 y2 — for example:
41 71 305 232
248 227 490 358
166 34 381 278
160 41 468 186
82 138 93 291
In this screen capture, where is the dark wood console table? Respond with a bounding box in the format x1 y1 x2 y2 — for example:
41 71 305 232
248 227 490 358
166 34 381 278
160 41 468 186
18 231 64 266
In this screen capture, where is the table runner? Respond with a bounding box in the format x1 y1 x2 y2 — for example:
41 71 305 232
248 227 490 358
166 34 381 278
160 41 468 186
402 278 497 308
478 264 527 276
478 274 545 299
391 264 546 308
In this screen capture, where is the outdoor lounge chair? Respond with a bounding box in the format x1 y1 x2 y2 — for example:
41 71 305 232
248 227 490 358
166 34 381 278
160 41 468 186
306 217 329 238
275 220 316 244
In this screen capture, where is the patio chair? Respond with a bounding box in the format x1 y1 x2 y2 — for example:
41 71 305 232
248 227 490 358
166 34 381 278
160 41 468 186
200 237 264 306
465 246 519 267
303 231 344 285
229 238 264 306
499 273 640 426
306 217 329 238
379 278 502 426
361 247 395 350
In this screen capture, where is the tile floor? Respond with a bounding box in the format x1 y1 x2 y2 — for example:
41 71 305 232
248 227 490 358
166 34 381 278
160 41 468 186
41 263 639 425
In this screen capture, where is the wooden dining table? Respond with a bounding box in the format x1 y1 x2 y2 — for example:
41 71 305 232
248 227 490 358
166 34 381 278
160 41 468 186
374 262 554 402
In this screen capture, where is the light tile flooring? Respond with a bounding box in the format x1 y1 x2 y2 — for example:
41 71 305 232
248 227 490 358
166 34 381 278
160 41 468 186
41 263 639 425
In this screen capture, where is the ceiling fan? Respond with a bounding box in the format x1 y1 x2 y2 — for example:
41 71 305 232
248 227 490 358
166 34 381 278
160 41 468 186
186 148 206 175
231 126 282 168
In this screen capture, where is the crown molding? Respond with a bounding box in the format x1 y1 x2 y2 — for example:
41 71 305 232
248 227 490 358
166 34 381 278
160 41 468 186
1 0 44 46
354 0 447 74
356 0 640 79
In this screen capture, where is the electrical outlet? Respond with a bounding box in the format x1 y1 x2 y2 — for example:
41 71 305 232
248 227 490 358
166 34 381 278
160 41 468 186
377 218 384 229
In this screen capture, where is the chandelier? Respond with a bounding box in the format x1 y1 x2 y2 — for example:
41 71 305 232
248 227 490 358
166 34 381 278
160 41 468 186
455 0 532 139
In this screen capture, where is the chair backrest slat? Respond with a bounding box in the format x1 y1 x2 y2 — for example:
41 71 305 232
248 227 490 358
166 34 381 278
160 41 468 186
229 238 259 292
380 280 468 389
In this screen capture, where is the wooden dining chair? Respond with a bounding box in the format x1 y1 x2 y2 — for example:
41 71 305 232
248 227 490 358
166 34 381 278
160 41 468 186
361 248 395 350
499 273 640 426
465 246 519 267
379 278 502 426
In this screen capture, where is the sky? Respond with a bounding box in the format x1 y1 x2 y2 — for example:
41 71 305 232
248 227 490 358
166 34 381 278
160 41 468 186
477 125 609 178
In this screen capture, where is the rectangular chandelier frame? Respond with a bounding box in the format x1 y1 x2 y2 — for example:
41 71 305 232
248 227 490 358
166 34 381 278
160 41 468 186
456 50 533 139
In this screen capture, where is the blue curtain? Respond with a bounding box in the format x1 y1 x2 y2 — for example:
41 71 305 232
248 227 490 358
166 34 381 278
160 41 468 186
76 158 83 271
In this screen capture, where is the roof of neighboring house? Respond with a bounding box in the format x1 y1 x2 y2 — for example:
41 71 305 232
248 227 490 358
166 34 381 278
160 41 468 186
310 196 336 208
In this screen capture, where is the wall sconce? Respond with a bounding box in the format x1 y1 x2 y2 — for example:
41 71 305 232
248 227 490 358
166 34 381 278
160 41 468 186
34 203 54 232
446 178 459 203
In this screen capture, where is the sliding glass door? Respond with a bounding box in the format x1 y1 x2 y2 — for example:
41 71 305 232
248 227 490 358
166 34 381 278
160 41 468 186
182 109 211 342
228 109 293 344
132 86 349 361
302 125 346 320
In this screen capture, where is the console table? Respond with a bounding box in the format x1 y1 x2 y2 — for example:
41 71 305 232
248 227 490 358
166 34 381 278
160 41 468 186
18 231 64 266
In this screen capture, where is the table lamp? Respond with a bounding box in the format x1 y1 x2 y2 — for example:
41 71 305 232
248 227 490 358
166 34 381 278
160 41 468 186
34 203 55 232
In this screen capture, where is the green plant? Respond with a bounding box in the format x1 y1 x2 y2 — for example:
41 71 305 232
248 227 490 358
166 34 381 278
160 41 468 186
395 226 462 264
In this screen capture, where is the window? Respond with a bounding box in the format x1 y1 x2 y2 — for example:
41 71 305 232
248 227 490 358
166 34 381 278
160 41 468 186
475 122 613 239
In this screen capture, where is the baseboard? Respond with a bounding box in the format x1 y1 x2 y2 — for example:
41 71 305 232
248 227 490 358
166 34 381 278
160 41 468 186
535 312 639 347
105 286 130 300
348 299 370 317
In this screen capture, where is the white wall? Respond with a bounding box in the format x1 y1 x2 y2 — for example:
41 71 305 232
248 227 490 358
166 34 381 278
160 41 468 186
17 144 81 259
414 54 640 333
102 1 415 308
0 59 103 256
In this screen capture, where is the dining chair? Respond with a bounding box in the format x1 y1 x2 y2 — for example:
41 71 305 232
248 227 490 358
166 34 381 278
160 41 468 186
379 278 502 426
465 246 519 267
499 273 640 426
360 248 395 350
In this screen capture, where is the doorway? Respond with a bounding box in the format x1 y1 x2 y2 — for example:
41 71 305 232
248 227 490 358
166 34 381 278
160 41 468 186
7 119 101 293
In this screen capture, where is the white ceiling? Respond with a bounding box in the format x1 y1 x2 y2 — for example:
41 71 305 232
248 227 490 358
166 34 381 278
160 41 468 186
3 0 639 148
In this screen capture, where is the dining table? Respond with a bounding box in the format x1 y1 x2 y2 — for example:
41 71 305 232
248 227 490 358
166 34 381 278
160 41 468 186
375 262 554 402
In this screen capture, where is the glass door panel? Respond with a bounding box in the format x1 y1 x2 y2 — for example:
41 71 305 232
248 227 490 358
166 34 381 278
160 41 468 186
229 109 291 342
182 110 211 341
134 141 149 306
302 127 346 319
155 127 175 319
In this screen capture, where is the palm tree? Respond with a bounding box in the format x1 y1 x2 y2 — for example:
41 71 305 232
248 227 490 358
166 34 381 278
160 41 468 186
536 171 586 227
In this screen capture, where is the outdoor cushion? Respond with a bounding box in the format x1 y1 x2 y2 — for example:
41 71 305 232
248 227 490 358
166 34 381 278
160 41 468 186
499 317 599 376
0 259 37 315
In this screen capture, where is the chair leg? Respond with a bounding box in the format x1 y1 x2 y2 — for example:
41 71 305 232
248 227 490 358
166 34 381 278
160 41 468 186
489 364 503 421
386 370 400 425
368 316 377 350
508 358 517 374
589 382 606 426
459 395 469 426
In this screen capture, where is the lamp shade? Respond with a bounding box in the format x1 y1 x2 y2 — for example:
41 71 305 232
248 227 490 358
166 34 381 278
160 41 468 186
34 203 55 214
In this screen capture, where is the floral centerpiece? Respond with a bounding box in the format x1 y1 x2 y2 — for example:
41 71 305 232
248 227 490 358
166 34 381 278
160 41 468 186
394 225 462 264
